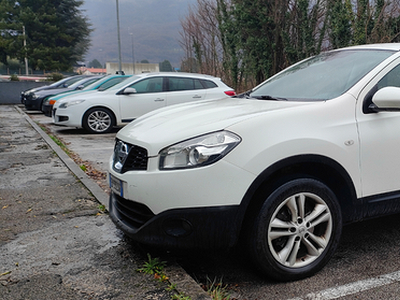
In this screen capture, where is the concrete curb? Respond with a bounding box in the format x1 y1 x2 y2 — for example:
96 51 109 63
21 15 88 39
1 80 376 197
16 105 212 300
15 105 110 211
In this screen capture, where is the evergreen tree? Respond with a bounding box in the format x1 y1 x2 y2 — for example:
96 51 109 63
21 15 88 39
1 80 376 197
0 0 91 71
159 60 173 72
216 0 241 89
326 0 353 48
88 59 102 68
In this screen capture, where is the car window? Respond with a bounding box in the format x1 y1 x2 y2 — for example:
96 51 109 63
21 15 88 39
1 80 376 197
81 78 100 87
377 64 400 89
201 79 218 89
168 77 205 91
57 76 85 87
130 78 163 93
98 77 127 90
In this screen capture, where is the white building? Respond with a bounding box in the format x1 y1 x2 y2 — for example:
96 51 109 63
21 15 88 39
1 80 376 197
106 62 159 75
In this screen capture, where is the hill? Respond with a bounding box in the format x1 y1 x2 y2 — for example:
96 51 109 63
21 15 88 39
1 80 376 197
81 0 197 69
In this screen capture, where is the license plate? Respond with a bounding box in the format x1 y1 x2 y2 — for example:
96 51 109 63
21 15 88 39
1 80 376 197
110 174 124 197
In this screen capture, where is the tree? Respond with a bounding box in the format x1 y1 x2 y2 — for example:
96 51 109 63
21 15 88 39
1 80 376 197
0 0 92 71
180 57 199 73
88 59 102 68
180 0 400 91
326 0 353 49
159 60 173 72
141 59 149 63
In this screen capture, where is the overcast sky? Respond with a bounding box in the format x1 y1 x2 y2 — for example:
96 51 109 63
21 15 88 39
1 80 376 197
81 0 197 67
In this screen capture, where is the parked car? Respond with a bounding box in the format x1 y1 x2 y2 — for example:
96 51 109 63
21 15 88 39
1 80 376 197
41 74 131 117
53 72 236 134
21 75 87 104
24 75 103 111
108 44 400 281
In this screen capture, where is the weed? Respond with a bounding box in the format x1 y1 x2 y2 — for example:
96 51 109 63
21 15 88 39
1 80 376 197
80 164 87 171
171 292 191 300
166 283 177 292
137 253 167 276
49 134 71 156
205 277 231 300
97 204 106 211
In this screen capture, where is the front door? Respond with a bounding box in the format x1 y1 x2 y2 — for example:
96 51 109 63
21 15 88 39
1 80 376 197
119 77 166 122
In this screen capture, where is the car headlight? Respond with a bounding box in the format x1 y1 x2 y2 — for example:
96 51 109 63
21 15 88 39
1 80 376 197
31 93 38 100
59 100 85 109
159 131 241 170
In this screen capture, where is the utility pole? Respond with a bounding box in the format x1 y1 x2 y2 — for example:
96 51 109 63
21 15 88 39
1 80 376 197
23 26 28 75
130 33 135 74
116 0 123 74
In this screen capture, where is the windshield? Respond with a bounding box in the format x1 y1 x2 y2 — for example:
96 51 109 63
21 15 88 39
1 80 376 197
49 76 82 88
102 75 141 91
250 49 395 101
83 75 131 91
68 76 103 89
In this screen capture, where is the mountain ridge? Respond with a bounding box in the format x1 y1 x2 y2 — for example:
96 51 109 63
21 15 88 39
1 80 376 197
81 0 197 69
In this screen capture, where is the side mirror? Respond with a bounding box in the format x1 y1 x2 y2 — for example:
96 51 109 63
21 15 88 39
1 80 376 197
122 87 137 95
76 85 85 90
370 86 400 112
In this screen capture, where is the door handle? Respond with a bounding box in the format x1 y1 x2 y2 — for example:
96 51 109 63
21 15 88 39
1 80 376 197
154 98 165 102
192 95 202 99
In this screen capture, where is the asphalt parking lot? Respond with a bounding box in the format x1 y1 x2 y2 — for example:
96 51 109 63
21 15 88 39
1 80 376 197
0 106 209 300
9 106 400 299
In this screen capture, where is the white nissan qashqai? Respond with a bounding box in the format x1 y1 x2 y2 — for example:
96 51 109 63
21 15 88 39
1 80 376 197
109 44 400 281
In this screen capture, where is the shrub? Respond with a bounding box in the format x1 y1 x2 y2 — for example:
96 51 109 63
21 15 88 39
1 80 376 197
47 73 64 82
10 74 19 81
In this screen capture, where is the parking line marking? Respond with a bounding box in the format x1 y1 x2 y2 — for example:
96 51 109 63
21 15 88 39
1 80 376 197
287 270 400 300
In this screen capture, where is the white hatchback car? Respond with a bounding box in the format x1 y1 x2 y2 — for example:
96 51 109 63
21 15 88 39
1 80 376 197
52 72 235 133
108 44 400 281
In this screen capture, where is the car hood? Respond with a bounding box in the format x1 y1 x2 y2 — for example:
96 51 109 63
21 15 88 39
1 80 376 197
118 97 314 154
35 87 72 97
24 85 51 94
52 89 96 100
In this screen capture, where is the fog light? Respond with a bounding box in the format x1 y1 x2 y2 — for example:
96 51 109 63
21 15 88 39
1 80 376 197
59 116 69 122
163 219 193 237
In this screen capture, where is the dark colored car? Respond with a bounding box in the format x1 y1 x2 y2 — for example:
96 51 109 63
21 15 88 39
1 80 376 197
23 75 103 111
20 75 87 104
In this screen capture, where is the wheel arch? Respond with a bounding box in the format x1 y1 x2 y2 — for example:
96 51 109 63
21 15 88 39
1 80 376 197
238 154 358 240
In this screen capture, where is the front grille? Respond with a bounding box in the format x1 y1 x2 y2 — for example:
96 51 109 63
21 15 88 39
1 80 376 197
113 139 148 173
113 193 155 229
123 145 148 172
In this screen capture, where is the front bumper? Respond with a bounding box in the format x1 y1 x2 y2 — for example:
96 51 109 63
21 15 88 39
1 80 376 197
53 108 82 127
24 96 42 110
109 192 242 249
42 103 53 117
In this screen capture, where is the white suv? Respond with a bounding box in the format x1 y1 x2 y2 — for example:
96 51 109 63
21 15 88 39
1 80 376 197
52 72 235 133
108 44 400 281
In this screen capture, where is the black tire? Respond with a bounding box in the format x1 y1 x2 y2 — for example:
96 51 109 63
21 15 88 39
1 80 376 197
248 178 342 281
82 108 115 134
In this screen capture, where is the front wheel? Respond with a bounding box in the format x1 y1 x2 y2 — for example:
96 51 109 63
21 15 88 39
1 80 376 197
82 108 115 134
248 178 342 281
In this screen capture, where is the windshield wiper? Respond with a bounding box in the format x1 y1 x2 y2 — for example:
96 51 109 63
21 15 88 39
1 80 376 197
253 95 287 101
235 90 252 99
